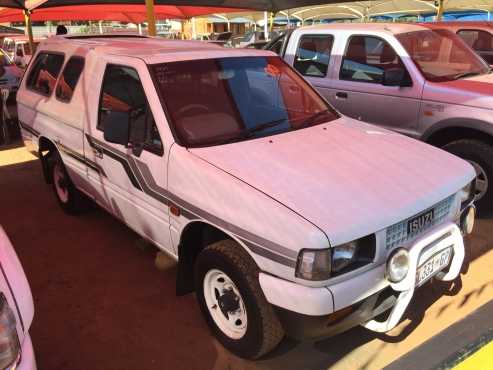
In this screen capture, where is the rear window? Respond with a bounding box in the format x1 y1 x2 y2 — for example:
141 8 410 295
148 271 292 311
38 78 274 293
26 52 64 96
56 56 84 102
151 56 338 148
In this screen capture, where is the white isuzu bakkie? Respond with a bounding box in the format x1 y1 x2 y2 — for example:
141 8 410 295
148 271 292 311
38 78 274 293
18 35 476 359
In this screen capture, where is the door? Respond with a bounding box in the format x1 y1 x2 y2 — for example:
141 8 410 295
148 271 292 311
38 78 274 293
84 61 174 254
327 34 422 137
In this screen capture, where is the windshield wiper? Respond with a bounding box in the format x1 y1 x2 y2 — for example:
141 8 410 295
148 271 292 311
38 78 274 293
240 118 288 138
453 71 482 80
297 109 332 129
204 118 288 146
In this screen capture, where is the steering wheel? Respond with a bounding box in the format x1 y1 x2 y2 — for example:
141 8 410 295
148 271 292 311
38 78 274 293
176 104 211 119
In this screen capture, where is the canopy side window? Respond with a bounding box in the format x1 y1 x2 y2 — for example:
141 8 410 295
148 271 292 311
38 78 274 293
26 52 65 96
55 56 85 103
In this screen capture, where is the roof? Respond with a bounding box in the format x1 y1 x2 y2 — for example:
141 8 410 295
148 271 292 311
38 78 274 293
296 22 431 35
38 35 275 64
420 21 493 31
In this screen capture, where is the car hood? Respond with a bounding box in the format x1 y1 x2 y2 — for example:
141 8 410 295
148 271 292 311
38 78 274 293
190 118 475 246
424 73 493 109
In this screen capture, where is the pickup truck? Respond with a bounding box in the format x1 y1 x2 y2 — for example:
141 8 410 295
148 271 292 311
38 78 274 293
0 226 36 370
18 35 475 359
266 23 493 213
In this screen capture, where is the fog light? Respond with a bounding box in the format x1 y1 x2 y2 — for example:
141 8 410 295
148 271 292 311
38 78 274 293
387 248 410 283
461 206 476 235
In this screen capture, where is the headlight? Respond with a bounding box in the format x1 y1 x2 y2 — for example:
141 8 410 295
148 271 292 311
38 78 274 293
332 242 358 273
295 248 331 281
0 293 20 370
387 248 410 283
461 205 476 235
296 235 376 281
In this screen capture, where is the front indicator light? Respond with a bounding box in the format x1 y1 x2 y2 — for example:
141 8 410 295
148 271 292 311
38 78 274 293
387 248 410 283
296 248 331 281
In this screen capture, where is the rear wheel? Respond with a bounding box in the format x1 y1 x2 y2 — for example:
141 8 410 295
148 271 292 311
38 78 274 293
443 139 493 214
195 240 284 359
49 152 86 215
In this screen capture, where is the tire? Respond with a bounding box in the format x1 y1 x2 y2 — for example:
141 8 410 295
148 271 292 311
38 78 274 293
49 151 87 215
195 240 284 359
442 139 493 215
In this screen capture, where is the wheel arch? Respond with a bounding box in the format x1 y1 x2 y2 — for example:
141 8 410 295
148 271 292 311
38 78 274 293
423 119 493 147
175 219 258 296
38 136 58 184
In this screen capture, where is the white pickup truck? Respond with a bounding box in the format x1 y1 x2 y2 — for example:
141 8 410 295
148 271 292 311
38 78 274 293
266 23 493 213
18 35 475 359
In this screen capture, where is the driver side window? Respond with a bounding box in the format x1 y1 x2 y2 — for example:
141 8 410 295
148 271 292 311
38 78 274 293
98 64 163 155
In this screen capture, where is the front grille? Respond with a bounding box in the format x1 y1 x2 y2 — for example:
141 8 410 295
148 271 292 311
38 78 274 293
385 195 454 250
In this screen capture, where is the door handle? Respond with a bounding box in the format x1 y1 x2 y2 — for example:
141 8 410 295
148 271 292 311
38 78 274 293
335 92 348 99
92 147 103 159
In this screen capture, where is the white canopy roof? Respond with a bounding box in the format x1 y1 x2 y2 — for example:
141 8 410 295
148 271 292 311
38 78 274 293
211 1 493 22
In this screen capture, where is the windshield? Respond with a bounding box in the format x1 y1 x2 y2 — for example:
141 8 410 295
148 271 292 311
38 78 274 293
151 56 339 147
397 29 490 82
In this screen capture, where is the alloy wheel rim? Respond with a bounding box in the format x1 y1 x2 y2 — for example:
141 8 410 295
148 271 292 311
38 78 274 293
203 269 248 339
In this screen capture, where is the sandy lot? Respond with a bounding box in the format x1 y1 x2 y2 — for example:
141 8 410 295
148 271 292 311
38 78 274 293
0 144 491 370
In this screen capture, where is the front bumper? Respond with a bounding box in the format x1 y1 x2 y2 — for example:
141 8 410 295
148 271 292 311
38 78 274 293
260 222 465 339
13 334 36 370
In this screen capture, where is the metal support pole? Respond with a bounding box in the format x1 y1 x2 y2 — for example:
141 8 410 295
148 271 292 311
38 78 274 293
436 0 444 21
138 23 142 35
145 0 157 36
98 20 103 34
23 10 34 54
263 11 268 40
191 17 196 39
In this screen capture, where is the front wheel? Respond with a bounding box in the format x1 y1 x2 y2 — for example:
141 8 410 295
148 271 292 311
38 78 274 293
195 240 284 359
443 139 493 215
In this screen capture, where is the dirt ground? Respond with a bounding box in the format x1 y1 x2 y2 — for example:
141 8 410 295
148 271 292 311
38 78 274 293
0 143 492 370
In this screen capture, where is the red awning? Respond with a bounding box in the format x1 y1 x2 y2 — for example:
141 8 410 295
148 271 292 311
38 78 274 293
0 4 242 23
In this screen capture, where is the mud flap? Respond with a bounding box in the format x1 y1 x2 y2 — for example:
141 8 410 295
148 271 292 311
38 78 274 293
176 244 195 296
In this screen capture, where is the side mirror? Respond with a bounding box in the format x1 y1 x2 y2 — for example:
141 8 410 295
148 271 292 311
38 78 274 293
382 67 411 87
103 110 130 146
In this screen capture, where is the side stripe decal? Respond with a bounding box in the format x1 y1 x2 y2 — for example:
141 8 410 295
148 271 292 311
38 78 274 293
85 135 298 267
57 142 106 177
19 121 40 137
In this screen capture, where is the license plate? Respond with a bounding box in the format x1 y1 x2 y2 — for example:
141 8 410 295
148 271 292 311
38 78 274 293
416 247 452 286
408 209 435 235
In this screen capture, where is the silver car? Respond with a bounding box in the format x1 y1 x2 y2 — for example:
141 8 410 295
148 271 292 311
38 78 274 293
270 23 493 213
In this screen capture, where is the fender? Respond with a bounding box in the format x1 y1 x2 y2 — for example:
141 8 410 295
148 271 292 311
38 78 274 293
422 117 493 143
